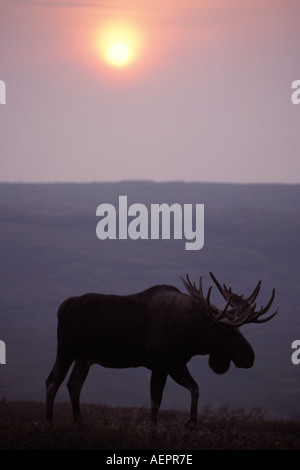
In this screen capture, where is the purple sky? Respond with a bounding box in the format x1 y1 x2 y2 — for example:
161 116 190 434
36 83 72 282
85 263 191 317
1 0 299 183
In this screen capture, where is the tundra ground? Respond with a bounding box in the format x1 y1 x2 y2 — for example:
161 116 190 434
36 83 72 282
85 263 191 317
0 400 300 450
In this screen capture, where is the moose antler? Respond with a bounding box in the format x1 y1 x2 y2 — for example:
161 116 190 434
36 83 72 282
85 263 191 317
209 272 279 324
179 273 279 327
209 272 261 307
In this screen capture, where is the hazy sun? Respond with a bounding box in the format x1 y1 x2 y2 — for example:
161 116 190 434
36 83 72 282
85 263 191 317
95 22 142 69
107 42 131 67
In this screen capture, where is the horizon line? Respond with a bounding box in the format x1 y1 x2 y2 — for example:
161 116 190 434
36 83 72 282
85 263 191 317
0 179 299 186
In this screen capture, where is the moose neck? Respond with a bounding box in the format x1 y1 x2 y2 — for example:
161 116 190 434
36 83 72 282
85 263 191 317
179 305 217 358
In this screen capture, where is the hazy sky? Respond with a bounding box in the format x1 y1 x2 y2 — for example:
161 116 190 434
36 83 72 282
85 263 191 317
1 0 299 183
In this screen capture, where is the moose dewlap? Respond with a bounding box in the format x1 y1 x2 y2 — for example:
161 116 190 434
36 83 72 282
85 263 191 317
45 272 278 425
96 196 204 250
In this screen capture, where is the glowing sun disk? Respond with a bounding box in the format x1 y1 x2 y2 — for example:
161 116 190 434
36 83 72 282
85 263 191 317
95 23 142 69
108 42 131 67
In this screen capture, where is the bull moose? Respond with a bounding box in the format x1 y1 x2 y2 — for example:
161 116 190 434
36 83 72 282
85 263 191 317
45 272 278 425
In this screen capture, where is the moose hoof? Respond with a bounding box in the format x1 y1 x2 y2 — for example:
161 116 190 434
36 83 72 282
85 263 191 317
184 419 197 429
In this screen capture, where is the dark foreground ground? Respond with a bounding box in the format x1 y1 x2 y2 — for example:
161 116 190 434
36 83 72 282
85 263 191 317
0 400 300 450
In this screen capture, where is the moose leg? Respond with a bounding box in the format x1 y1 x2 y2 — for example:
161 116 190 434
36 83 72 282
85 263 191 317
169 365 199 425
67 356 90 422
45 357 73 422
150 369 168 425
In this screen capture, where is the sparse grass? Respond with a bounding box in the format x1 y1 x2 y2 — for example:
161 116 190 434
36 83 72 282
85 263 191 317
1 400 300 450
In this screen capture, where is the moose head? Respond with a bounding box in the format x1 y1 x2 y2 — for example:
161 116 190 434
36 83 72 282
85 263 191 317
180 272 279 375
